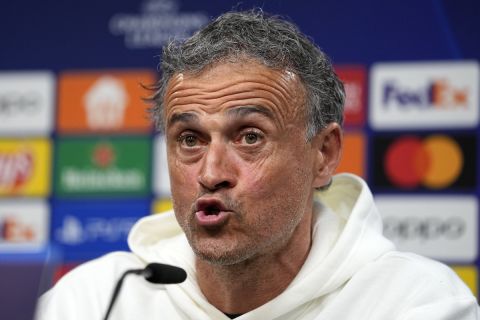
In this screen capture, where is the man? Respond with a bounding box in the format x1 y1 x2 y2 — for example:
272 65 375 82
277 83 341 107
37 10 479 319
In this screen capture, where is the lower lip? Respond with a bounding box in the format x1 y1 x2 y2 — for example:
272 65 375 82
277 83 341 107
195 210 230 227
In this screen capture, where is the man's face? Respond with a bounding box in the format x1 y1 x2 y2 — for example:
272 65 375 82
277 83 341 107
163 60 319 265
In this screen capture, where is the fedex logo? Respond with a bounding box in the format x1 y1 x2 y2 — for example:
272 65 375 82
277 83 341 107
370 61 479 129
383 80 468 108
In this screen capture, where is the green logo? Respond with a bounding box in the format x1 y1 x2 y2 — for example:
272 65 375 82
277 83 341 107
55 137 151 196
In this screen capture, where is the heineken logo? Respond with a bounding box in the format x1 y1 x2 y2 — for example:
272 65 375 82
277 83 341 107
61 168 144 191
55 138 151 196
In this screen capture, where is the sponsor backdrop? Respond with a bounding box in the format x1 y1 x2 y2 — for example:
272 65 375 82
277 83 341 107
0 0 479 318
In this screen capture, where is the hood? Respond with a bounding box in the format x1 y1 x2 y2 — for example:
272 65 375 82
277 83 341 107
128 206 184 263
127 173 395 319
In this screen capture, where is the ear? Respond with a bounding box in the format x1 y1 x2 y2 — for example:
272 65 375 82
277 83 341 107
311 123 343 189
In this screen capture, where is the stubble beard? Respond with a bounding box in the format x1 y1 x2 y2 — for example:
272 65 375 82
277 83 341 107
181 195 255 266
176 195 305 267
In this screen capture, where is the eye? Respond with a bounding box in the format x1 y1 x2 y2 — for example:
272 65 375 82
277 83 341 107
178 134 198 147
184 135 197 147
244 132 259 144
239 129 265 146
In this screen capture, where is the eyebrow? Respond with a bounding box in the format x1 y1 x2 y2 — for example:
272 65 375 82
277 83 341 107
167 112 199 128
226 105 275 120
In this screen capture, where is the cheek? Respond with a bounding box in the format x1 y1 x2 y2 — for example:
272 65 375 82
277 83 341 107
168 158 198 212
239 157 310 209
168 154 196 187
239 163 312 238
239 158 274 196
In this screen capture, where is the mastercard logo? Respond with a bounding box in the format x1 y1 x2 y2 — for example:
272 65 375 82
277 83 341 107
384 135 463 189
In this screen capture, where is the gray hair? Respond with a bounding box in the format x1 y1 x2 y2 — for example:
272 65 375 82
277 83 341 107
149 9 345 140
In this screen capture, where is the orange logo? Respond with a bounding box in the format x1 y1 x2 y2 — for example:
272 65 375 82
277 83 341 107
336 132 365 177
57 70 155 133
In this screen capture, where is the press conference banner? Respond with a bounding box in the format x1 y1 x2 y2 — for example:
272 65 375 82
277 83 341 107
0 2 479 319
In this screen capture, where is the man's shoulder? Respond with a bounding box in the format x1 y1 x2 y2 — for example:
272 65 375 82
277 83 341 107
359 250 474 299
60 251 145 283
36 252 145 320
318 251 479 319
42 251 145 302
378 251 462 281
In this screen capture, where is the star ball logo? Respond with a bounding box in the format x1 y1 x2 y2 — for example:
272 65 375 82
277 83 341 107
372 134 476 190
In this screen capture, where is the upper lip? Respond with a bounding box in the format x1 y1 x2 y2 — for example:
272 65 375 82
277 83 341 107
195 198 228 213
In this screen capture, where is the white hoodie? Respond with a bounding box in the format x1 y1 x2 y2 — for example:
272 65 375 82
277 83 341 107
36 174 480 319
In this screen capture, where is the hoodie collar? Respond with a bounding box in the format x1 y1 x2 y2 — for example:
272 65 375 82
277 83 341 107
127 173 395 318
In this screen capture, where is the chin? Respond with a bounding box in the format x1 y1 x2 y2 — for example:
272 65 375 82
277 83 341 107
191 238 257 266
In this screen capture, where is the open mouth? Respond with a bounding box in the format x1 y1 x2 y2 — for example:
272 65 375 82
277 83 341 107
204 205 221 215
194 198 230 227
196 198 227 214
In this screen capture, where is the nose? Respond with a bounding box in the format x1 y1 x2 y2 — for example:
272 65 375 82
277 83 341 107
197 141 236 192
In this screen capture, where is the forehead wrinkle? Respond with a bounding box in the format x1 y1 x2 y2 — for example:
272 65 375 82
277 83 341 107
168 93 288 127
167 81 295 117
170 79 292 101
168 62 301 99
173 66 297 96
164 65 306 128
165 87 204 108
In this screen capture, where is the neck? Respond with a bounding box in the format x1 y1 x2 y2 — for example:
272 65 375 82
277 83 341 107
195 210 314 314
